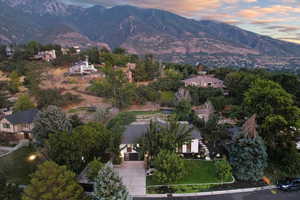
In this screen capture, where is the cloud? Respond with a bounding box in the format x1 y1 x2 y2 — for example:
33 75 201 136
267 25 300 32
250 19 285 25
238 5 300 19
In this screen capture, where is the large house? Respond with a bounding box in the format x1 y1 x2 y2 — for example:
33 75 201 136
69 57 98 75
0 109 38 139
182 75 224 89
120 119 203 161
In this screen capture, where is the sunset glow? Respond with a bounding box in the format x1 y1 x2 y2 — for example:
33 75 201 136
62 0 300 44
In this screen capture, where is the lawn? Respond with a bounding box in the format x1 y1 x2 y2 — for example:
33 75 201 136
147 160 233 186
0 146 42 185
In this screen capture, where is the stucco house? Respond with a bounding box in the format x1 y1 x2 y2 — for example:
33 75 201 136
69 57 98 75
182 75 224 89
120 119 202 161
0 109 38 139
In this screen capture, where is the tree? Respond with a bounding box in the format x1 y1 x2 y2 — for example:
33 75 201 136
8 71 21 93
32 105 72 144
0 173 20 200
69 114 84 128
228 132 268 181
244 79 294 122
47 123 111 173
86 158 104 182
202 115 229 155
22 161 86 200
94 107 109 122
0 91 10 109
153 150 187 184
159 91 175 107
214 159 232 182
93 162 132 200
244 79 300 175
139 120 193 160
174 100 193 121
113 48 127 55
13 94 35 112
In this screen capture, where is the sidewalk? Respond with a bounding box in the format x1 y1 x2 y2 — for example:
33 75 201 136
134 185 276 198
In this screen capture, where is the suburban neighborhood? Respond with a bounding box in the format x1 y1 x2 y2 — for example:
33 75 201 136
0 0 300 199
0 41 299 200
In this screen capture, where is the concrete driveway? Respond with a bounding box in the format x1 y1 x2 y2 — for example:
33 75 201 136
115 161 146 196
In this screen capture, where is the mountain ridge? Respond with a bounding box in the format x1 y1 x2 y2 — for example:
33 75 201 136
0 0 300 69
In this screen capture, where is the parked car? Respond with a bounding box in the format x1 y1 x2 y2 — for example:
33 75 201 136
277 178 300 191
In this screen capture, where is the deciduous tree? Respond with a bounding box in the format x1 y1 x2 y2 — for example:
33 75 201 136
22 161 86 200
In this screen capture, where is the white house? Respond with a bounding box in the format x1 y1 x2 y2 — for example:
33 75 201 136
120 119 202 161
34 50 57 62
0 109 38 139
69 57 98 75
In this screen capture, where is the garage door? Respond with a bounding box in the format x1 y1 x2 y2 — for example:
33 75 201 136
125 153 140 161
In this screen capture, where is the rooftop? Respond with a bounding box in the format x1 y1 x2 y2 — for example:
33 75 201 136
5 109 39 125
122 120 202 144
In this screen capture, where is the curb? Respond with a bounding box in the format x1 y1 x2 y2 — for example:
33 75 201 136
133 185 276 198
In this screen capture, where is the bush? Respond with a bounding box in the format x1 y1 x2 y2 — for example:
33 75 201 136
86 158 103 182
153 150 187 184
215 159 232 182
159 91 175 107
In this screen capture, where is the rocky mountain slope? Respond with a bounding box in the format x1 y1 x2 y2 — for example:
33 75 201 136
1 0 300 69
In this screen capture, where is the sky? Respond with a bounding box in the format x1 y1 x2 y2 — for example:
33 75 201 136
61 0 300 44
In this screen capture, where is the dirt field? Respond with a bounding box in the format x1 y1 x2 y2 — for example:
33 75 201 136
40 67 111 110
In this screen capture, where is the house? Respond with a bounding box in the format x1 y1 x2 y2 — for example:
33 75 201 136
5 46 14 57
182 75 224 88
69 57 98 75
34 50 56 62
120 119 203 161
73 46 81 54
125 63 136 83
193 101 215 122
0 109 38 139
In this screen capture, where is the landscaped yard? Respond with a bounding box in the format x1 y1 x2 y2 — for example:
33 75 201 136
147 160 234 194
147 160 233 186
0 146 43 184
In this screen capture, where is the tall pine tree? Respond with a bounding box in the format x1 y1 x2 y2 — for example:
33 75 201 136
93 162 132 200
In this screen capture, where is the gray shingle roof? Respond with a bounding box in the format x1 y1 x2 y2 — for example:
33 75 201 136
5 109 39 125
122 121 202 144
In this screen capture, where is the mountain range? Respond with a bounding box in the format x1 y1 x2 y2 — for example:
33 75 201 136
1 0 300 69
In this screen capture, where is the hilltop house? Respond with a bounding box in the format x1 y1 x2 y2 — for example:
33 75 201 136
69 57 98 75
183 75 224 89
0 109 38 139
120 119 203 161
5 46 14 57
34 50 57 62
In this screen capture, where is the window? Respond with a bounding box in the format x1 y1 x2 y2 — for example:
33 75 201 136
3 123 10 129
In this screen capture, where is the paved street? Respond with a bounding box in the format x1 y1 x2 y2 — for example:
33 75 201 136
134 189 300 200
115 161 146 196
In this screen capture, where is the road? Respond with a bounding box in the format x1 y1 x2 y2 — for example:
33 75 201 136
134 189 300 200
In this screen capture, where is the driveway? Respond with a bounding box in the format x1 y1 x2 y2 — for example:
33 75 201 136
115 161 146 196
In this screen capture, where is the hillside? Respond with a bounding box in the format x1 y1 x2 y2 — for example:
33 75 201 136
1 0 300 69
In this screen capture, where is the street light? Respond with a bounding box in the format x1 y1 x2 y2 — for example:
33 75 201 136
28 154 37 161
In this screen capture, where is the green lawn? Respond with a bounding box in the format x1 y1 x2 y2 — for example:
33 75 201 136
147 160 233 186
0 146 42 184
